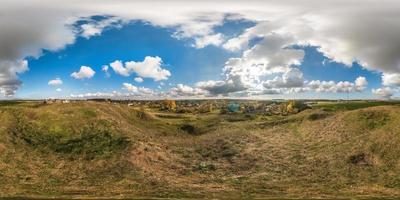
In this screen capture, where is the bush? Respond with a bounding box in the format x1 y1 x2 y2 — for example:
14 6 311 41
180 124 197 135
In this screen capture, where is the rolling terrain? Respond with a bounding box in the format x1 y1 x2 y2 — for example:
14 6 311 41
1 100 400 199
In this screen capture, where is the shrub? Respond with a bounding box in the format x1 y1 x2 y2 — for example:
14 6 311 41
180 124 197 135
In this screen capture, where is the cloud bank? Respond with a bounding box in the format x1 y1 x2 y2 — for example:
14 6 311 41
1 0 400 98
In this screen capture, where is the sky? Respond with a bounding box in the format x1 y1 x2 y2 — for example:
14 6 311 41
0 0 400 100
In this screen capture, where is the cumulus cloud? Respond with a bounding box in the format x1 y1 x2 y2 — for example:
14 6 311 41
307 76 368 93
71 66 95 79
109 60 129 76
382 73 400 87
263 68 304 89
110 56 170 81
134 77 143 83
79 16 123 38
372 87 394 99
196 75 248 95
122 83 137 92
196 33 305 96
48 78 63 86
355 76 368 91
0 60 28 96
193 33 224 49
122 83 154 95
169 84 206 97
125 56 170 81
224 34 305 83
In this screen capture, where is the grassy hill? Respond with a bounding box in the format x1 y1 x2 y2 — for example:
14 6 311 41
1 101 400 199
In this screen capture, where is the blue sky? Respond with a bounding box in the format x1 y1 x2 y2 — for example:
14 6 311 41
18 20 244 99
15 19 380 99
1 1 399 100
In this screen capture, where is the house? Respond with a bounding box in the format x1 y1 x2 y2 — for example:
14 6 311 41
227 103 240 113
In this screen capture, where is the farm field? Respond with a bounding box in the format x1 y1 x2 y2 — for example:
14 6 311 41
1 100 400 199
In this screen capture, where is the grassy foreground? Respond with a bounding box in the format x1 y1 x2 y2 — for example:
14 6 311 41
1 100 400 199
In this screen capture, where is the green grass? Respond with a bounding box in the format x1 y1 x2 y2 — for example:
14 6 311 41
10 111 130 160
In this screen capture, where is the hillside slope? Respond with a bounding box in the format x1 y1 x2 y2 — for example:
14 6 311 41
1 101 400 198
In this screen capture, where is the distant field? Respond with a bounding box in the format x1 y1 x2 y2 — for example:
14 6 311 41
1 100 400 199
312 100 400 111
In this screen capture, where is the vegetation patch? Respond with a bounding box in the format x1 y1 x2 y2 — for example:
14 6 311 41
80 108 97 118
156 114 188 119
180 124 197 135
134 109 155 120
224 114 256 122
196 139 239 161
261 117 301 127
193 162 217 172
307 112 330 121
357 110 389 130
348 153 372 166
10 113 130 160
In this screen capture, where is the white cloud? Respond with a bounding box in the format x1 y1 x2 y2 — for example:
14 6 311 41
196 75 248 95
101 65 110 77
169 84 206 97
110 60 129 76
197 33 305 96
2 1 400 96
355 76 368 91
193 33 224 49
307 76 368 93
223 34 305 89
71 66 95 80
48 78 63 86
70 90 160 100
125 56 170 81
122 83 137 92
56 88 62 92
134 77 143 83
122 83 154 95
79 17 123 38
110 56 170 81
263 68 304 89
0 60 28 96
101 65 109 72
372 87 394 99
382 73 400 87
